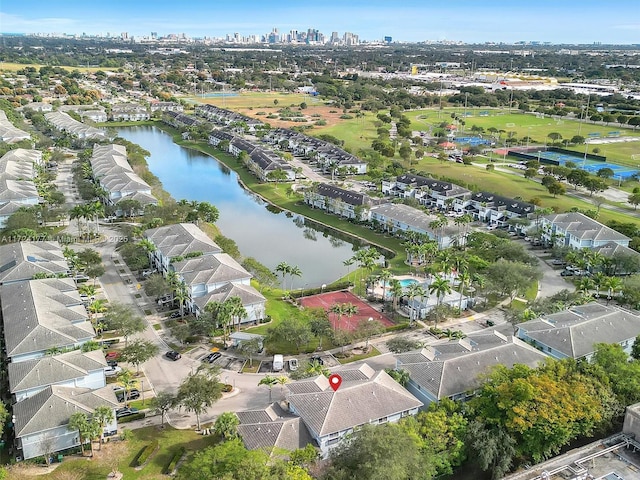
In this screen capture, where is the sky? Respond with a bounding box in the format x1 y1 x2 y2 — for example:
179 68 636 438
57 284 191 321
1 0 640 44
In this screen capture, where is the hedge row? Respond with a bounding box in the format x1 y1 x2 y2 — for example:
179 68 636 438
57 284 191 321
385 323 410 333
117 412 146 423
290 282 352 299
163 446 186 474
134 440 158 468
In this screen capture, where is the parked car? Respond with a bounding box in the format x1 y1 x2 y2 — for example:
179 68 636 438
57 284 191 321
141 269 156 278
114 388 140 402
561 270 574 277
105 351 120 361
70 274 90 283
552 259 567 266
104 366 122 377
203 352 222 364
310 356 324 366
289 359 299 371
107 360 118 368
115 407 139 419
169 311 182 319
165 350 181 361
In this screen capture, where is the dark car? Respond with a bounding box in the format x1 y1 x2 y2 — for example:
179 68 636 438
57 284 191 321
203 352 222 364
115 407 139 419
169 311 182 319
115 388 140 403
310 356 324 366
107 360 118 368
165 350 181 361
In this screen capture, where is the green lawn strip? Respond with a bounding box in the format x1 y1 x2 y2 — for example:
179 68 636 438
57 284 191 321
336 346 382 364
19 427 215 480
312 111 380 153
524 281 539 302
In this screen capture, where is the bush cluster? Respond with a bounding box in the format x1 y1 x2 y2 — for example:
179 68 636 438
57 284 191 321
133 439 158 467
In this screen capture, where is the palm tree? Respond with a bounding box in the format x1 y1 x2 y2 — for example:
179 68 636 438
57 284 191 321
205 300 232 344
137 238 156 256
437 249 455 277
592 272 607 297
226 296 247 332
378 269 393 302
389 279 403 314
173 281 190 320
429 276 452 311
577 278 594 296
457 271 471 312
288 265 302 292
330 303 347 331
343 303 358 330
258 375 278 402
343 258 355 285
117 369 139 405
406 282 426 326
275 261 290 291
213 412 239 440
604 276 623 304
276 376 289 398
67 412 91 456
88 299 108 324
92 406 114 450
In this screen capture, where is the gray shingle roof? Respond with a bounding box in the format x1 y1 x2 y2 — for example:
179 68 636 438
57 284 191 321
287 366 422 437
13 385 118 437
193 282 265 311
545 212 630 243
0 241 69 285
237 403 314 453
144 223 222 258
517 303 640 359
2 279 93 358
172 253 250 287
396 332 547 399
9 349 106 394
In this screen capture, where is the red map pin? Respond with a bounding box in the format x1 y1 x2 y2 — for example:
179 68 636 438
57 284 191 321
329 374 342 392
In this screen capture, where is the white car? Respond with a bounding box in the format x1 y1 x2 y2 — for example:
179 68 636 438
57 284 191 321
104 366 122 377
289 359 299 371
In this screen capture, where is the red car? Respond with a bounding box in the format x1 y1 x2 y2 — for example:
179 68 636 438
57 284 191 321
105 351 120 361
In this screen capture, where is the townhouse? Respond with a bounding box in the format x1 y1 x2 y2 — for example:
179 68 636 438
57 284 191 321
455 191 536 228
395 331 548 407
515 302 640 360
304 183 369 220
90 144 157 215
110 103 150 122
369 203 459 248
286 364 423 457
382 173 470 211
0 242 118 461
0 110 31 143
540 212 631 249
144 223 266 323
44 111 107 140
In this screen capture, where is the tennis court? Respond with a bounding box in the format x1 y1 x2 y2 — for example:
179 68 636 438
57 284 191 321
454 136 492 146
299 291 394 332
527 149 639 180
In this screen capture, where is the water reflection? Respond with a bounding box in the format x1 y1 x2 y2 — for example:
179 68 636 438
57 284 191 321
114 125 363 286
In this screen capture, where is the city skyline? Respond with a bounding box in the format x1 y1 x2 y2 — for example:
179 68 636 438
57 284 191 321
1 0 640 44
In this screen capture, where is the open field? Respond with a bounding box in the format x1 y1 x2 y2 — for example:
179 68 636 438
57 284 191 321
406 109 640 168
0 61 115 73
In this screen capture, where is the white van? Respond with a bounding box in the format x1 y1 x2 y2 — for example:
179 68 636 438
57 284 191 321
273 354 284 372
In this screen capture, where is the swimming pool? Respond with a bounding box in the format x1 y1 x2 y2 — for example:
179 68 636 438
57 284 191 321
399 279 418 288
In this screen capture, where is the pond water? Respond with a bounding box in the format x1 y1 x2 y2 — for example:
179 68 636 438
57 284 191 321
115 126 364 287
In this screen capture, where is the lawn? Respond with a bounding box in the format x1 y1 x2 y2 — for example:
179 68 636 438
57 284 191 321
0 62 117 73
5 426 216 480
336 346 382 364
312 111 380 153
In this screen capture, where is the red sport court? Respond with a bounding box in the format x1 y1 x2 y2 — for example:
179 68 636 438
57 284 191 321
299 291 394 332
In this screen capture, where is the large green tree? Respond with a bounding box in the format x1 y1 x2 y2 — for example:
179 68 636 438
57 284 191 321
323 423 428 480
177 368 223 431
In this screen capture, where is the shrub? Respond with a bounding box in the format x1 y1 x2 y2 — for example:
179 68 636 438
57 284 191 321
339 114 354 119
163 447 186 474
133 440 158 467
386 337 420 353
221 384 233 393
385 323 410 332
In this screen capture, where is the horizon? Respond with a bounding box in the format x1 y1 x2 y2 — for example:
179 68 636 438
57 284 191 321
1 0 640 45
